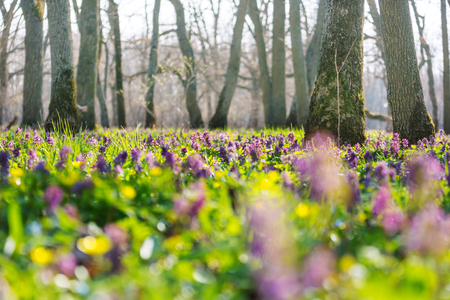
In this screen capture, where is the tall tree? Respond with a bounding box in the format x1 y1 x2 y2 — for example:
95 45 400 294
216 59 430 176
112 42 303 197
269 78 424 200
289 0 309 127
108 0 126 128
0 0 19 125
145 0 161 128
169 0 204 128
77 0 100 130
97 18 109 128
305 0 366 145
379 0 435 142
209 0 249 129
45 0 78 131
248 0 274 126
411 0 438 131
272 0 286 126
286 0 326 126
442 0 450 133
21 0 45 127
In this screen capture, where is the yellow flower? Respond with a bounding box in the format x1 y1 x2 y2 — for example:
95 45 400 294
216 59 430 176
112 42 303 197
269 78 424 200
72 161 83 168
30 247 52 265
295 203 310 218
121 186 136 199
150 167 163 176
339 254 355 271
10 168 23 178
77 236 111 255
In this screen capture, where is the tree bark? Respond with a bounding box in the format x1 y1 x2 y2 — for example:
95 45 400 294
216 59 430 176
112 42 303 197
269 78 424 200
21 0 45 127
289 0 309 127
144 0 160 128
272 0 286 126
77 0 99 130
209 0 249 129
97 19 109 128
442 0 450 133
108 0 126 128
248 0 274 127
286 0 326 127
0 0 19 125
169 0 204 128
305 0 366 145
411 0 438 131
45 0 78 131
379 0 435 143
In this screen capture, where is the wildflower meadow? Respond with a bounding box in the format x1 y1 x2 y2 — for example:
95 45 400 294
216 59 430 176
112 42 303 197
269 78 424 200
1 127 450 299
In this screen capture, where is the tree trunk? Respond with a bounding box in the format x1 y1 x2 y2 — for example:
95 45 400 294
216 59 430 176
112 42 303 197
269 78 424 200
145 0 161 128
108 0 126 128
367 0 385 61
21 0 45 127
209 0 249 129
77 0 99 130
366 0 393 132
442 0 450 133
272 0 286 126
97 17 110 128
289 0 309 127
248 76 260 129
248 0 274 127
379 0 435 143
169 0 204 128
286 0 325 127
45 0 78 131
411 0 438 131
305 0 366 145
0 0 19 125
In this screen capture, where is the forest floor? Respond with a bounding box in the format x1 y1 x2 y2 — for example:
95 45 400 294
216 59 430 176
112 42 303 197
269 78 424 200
0 128 448 299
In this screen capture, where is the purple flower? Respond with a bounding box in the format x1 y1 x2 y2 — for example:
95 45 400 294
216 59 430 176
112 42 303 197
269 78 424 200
113 151 128 165
99 145 107 153
164 151 177 167
58 254 77 277
405 204 450 256
302 247 335 288
185 155 208 178
44 185 64 211
219 147 229 164
12 148 20 158
364 150 373 162
180 147 188 156
130 148 142 163
373 161 395 180
72 179 93 195
173 181 206 218
95 155 110 173
7 141 14 149
56 146 73 169
346 150 358 169
46 137 54 146
0 151 10 180
27 149 37 166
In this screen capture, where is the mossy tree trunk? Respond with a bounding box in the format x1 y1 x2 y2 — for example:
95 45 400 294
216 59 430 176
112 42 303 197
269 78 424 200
209 0 249 129
144 0 160 128
379 0 435 143
272 0 286 126
305 0 366 145
169 0 204 128
286 0 325 127
108 0 126 128
248 0 274 127
21 0 45 127
45 0 78 131
289 0 309 127
442 0 450 133
77 0 99 130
